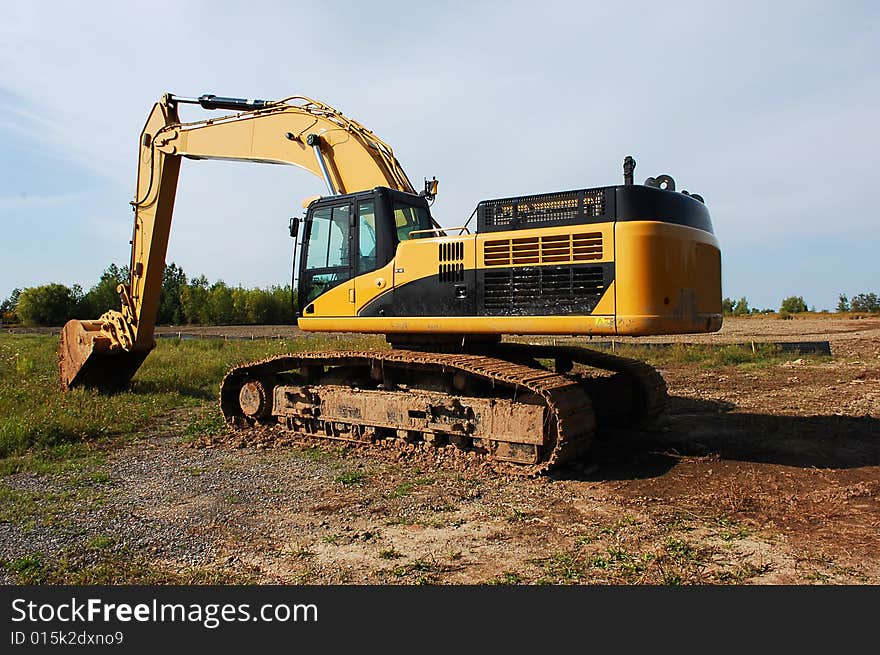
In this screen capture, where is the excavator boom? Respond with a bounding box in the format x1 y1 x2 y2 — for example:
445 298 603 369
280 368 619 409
60 92 418 390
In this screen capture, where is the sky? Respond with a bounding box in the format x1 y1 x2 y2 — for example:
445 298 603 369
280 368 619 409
0 0 877 311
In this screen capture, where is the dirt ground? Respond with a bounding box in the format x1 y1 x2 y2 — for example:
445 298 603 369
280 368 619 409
2 316 878 584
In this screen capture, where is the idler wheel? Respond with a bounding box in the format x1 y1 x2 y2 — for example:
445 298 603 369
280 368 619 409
239 380 270 418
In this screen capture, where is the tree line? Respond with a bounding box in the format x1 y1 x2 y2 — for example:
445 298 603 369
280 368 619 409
0 263 297 327
722 293 880 317
836 293 880 313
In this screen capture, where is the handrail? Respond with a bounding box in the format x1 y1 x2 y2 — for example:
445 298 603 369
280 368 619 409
407 226 470 239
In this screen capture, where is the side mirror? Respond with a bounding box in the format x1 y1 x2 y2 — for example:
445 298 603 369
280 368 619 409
289 216 300 238
421 176 439 200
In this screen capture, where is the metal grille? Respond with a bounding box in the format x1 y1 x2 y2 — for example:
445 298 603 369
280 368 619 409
439 241 464 262
439 263 464 282
478 188 608 232
438 241 465 282
483 232 603 267
482 265 606 315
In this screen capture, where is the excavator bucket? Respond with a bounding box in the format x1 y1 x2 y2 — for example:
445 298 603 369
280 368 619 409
58 320 150 392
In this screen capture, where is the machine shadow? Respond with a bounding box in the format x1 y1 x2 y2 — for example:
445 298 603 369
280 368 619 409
554 395 880 482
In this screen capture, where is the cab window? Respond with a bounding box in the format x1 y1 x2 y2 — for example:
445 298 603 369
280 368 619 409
302 204 352 305
393 202 431 242
304 271 347 304
306 205 350 269
357 200 377 273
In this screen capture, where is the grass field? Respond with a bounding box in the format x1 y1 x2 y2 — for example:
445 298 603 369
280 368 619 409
0 329 868 585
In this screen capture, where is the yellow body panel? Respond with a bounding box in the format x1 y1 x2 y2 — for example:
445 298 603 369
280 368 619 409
614 221 721 335
353 261 396 313
394 235 476 287
591 279 617 316
306 261 398 317
306 274 354 317
299 220 721 336
299 315 618 334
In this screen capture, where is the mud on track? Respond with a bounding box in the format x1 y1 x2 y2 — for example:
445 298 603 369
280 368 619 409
1 317 877 584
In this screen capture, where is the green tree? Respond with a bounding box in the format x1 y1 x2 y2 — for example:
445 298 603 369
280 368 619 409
81 264 128 318
269 285 296 324
732 296 750 316
9 268 299 328
235 285 296 325
780 296 807 314
1 288 21 323
16 284 78 326
245 288 274 324
850 292 879 313
721 297 735 315
70 284 87 317
230 286 249 324
837 294 850 312
207 281 234 324
179 275 210 324
158 262 187 325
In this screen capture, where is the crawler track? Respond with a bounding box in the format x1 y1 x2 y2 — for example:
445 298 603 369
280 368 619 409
219 345 667 475
488 343 668 428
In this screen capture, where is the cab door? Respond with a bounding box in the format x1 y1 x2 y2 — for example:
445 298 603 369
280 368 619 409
299 200 356 316
351 197 389 312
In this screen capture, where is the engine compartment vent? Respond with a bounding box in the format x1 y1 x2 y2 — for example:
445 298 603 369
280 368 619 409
481 264 608 316
439 241 465 282
483 232 603 267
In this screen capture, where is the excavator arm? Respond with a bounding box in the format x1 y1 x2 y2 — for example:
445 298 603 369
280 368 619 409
59 92 419 390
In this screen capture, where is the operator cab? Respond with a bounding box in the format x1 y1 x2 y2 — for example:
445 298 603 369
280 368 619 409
294 187 434 315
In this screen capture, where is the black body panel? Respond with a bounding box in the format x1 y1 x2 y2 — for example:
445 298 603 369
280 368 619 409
477 263 614 316
359 262 614 318
476 185 713 234
615 185 713 233
358 272 476 317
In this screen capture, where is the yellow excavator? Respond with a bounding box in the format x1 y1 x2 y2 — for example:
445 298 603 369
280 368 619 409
59 92 721 474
